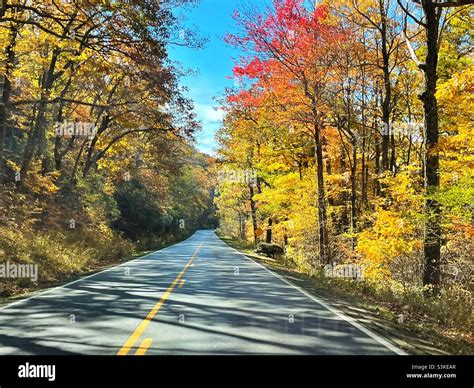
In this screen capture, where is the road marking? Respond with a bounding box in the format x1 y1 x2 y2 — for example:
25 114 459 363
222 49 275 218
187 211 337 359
135 338 153 356
217 235 407 356
117 243 202 356
178 279 186 288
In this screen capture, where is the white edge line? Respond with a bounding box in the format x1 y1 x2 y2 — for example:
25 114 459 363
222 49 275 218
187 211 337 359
217 234 408 356
0 232 199 311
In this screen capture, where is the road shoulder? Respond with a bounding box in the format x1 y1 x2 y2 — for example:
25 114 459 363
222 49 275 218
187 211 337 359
217 235 473 355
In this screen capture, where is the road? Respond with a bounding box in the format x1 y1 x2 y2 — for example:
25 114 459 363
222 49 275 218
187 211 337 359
0 230 404 355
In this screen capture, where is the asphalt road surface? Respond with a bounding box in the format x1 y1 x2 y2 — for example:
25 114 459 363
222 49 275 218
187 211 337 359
0 230 405 355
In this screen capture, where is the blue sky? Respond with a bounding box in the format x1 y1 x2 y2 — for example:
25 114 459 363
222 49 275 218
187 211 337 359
167 0 245 155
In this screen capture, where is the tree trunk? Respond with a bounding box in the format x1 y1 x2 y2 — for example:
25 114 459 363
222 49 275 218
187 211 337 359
21 48 60 178
361 96 368 208
248 182 258 244
54 75 74 170
83 114 111 177
314 121 330 264
0 24 18 183
390 131 396 174
420 0 441 292
70 138 87 183
374 139 381 196
266 218 272 243
238 212 246 240
380 0 391 173
339 144 349 233
350 138 357 249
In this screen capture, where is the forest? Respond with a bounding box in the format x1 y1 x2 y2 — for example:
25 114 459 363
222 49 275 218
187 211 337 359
0 0 216 296
215 0 473 347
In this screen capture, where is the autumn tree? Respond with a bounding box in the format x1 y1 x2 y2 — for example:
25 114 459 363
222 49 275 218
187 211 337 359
226 1 352 264
397 0 474 292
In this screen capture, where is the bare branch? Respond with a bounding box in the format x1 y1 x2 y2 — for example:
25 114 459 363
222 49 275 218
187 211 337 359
432 0 474 8
397 0 427 26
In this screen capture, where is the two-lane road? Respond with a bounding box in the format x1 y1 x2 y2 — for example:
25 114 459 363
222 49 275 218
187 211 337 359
0 230 404 355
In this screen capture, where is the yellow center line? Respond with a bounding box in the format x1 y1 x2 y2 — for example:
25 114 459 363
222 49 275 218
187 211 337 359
117 243 202 356
178 279 186 288
135 338 153 356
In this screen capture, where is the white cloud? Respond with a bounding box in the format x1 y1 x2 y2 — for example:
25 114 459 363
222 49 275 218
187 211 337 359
206 107 225 123
194 104 224 124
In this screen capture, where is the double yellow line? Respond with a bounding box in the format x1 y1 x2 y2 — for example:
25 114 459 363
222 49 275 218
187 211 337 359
117 243 202 356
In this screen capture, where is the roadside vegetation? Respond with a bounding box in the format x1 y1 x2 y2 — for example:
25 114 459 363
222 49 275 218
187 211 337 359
0 1 216 299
